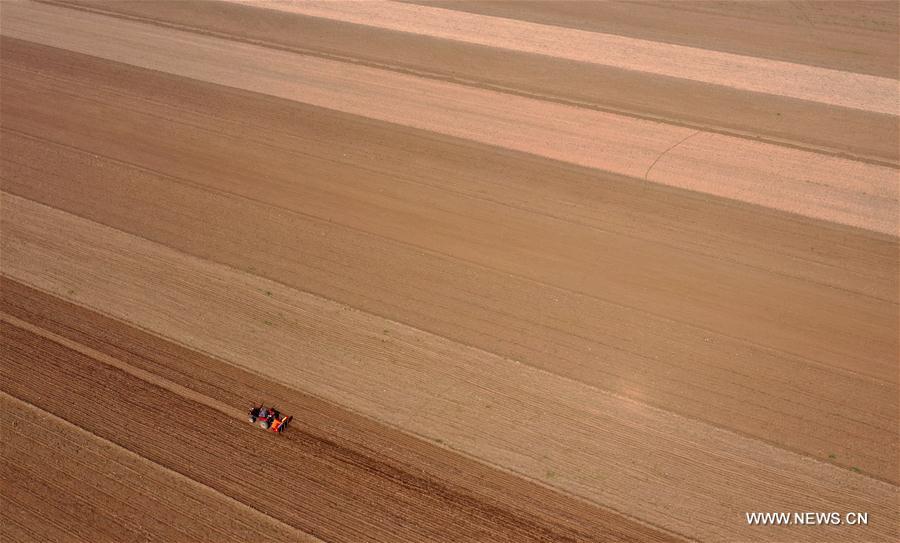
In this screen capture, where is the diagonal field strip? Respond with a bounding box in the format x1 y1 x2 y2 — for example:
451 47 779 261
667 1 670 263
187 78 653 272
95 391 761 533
1 0 897 235
36 0 900 165
3 278 689 543
223 0 900 115
1 295 685 542
3 116 896 479
2 193 897 542
0 391 320 543
0 313 244 421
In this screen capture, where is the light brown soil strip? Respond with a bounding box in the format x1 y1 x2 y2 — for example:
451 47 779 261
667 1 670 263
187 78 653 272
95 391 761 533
1 392 317 543
215 0 898 115
408 1 899 77
42 0 898 163
2 194 897 542
2 36 895 301
0 314 678 543
1 42 897 484
2 2 896 233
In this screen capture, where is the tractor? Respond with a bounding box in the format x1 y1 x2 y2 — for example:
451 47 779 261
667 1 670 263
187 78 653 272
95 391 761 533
248 403 292 433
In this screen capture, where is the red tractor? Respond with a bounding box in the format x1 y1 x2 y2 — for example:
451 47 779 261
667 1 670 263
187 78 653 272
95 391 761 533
248 403 292 433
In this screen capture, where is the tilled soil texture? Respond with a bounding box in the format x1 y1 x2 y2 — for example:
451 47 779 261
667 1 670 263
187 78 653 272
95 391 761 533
37 0 900 162
1 1 897 542
3 3 897 235
3 188 897 542
1 393 313 543
2 38 896 481
1 279 676 543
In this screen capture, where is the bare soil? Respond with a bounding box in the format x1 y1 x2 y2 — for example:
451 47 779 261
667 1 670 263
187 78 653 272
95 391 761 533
1 1 897 541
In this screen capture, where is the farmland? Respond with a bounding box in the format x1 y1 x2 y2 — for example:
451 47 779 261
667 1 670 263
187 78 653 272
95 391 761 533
1 1 898 541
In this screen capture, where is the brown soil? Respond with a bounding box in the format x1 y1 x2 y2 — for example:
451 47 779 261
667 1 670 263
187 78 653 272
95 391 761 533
3 184 897 542
2 39 897 476
39 0 900 163
3 4 897 234
1 280 676 543
1 1 897 541
1 394 312 543
410 0 900 77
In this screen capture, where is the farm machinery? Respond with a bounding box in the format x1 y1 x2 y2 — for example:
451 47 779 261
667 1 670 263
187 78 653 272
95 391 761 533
248 403 292 433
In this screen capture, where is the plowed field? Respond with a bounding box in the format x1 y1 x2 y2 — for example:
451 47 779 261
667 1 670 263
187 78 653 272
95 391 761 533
1 1 897 542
